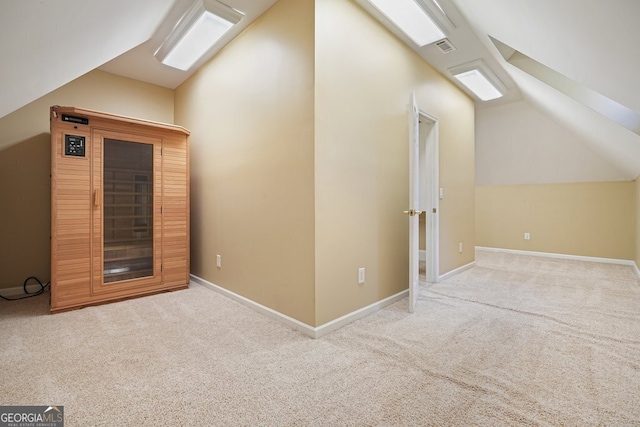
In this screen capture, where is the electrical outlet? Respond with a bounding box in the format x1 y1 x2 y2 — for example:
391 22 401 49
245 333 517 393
216 254 221 268
459 242 463 253
358 267 365 284
524 233 530 240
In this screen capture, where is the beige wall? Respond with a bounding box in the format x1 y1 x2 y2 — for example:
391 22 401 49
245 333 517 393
476 98 635 266
476 182 635 260
314 0 475 324
175 0 475 327
174 0 317 325
0 70 174 290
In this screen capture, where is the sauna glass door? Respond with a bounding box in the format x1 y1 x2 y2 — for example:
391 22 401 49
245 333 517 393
103 138 154 283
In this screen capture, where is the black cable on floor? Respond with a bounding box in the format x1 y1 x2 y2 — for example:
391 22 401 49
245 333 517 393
0 276 50 301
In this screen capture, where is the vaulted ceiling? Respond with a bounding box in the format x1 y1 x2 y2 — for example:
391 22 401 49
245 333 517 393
449 0 640 178
1 0 639 178
0 0 276 118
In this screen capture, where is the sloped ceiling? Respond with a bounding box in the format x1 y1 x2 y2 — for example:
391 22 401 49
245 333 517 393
2 0 639 179
0 0 276 120
99 0 278 89
448 0 640 178
452 0 640 113
0 0 176 119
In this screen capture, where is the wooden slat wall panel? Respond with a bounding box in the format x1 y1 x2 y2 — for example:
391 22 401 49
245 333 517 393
50 128 92 310
162 133 190 286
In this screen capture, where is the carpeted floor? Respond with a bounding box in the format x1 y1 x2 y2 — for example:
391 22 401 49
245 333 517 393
1 250 640 426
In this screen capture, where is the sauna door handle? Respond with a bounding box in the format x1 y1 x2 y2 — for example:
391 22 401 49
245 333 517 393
94 189 100 207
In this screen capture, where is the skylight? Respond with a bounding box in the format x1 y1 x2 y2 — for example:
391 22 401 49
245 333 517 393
449 60 506 101
367 0 446 47
155 0 243 71
453 70 503 101
161 12 234 70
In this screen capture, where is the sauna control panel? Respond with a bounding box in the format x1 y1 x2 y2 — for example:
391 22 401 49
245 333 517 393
64 134 85 157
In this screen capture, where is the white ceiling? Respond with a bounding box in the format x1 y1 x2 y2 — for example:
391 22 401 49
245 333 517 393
354 0 640 177
0 0 276 119
447 0 640 178
1 0 639 177
453 0 640 113
99 0 277 89
0 0 176 119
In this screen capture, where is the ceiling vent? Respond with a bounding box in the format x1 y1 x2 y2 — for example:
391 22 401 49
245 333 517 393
435 38 456 53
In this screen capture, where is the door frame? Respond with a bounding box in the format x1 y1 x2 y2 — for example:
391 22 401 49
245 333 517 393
418 110 440 284
91 128 164 295
408 93 440 314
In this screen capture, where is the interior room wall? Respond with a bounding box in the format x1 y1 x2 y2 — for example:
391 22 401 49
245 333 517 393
314 0 475 325
174 0 316 325
476 100 635 260
476 182 635 260
0 70 174 291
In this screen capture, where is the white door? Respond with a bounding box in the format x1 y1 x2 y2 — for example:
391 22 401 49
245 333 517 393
407 93 422 313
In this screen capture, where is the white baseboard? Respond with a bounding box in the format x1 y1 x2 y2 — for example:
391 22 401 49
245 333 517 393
476 246 636 267
634 262 640 281
0 286 27 297
190 274 408 339
313 289 408 338
439 261 476 282
419 250 426 262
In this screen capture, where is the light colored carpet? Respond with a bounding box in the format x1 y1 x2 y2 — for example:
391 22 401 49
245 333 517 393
1 250 640 426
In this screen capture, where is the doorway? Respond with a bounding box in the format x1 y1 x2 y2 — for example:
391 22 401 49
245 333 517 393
418 113 439 284
408 93 440 313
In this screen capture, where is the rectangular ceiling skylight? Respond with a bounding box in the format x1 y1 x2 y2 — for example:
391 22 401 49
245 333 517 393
368 0 446 46
453 70 503 101
449 60 505 101
161 12 234 71
155 0 243 71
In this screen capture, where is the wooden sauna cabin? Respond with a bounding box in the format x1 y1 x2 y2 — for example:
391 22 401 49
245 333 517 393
50 106 190 312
